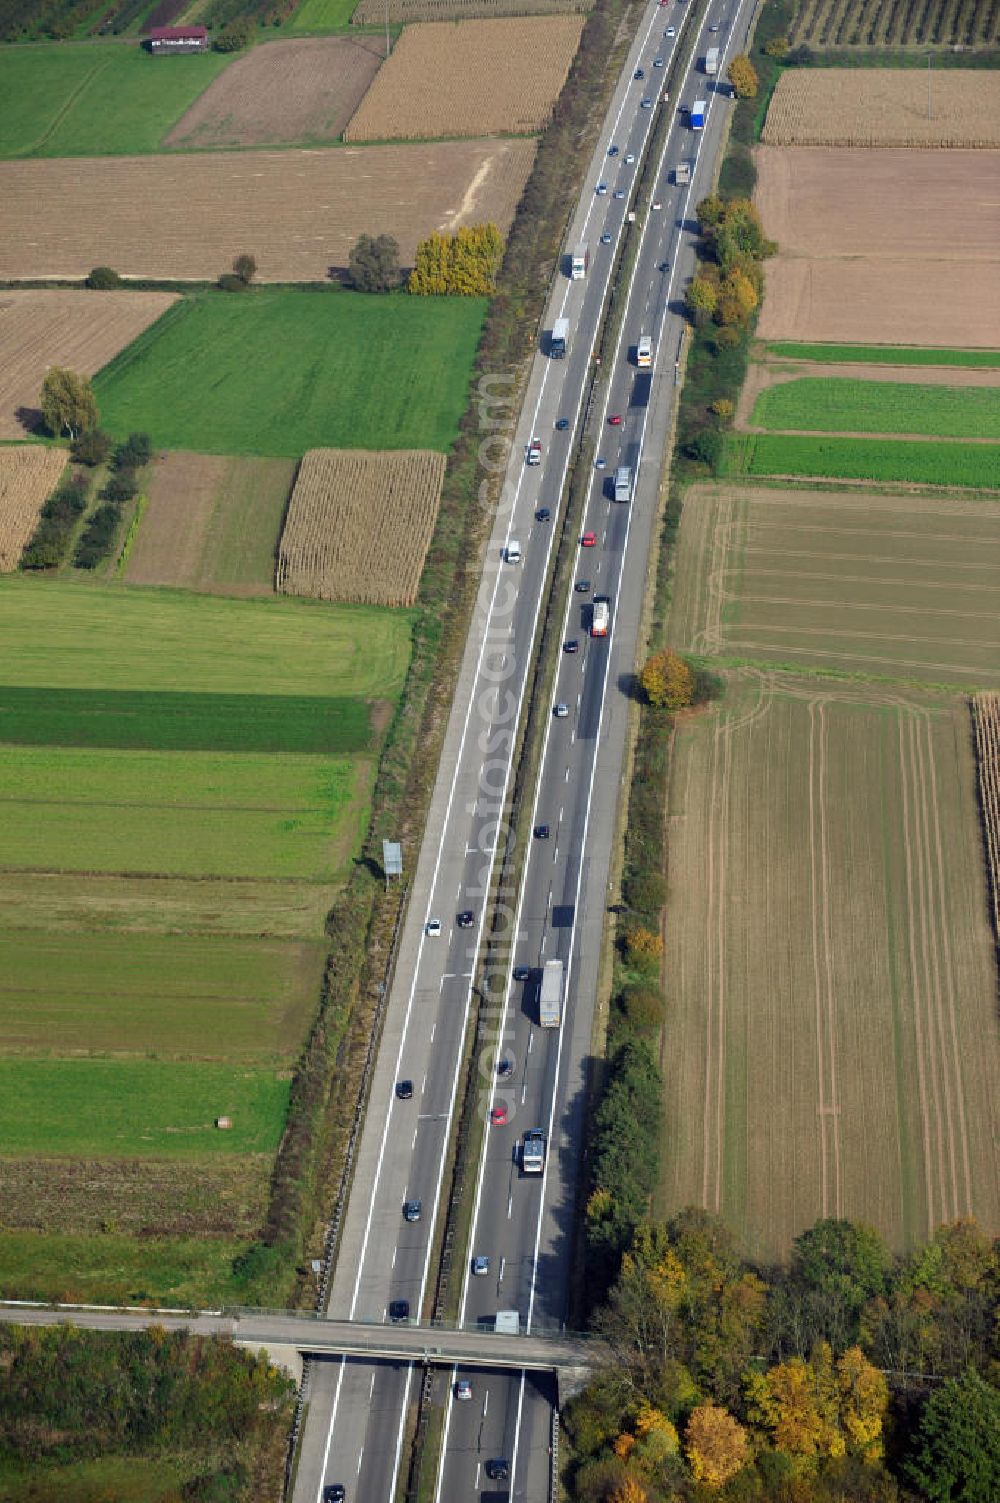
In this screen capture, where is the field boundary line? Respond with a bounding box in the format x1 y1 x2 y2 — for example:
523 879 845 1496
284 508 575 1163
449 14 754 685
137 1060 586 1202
807 699 829 1216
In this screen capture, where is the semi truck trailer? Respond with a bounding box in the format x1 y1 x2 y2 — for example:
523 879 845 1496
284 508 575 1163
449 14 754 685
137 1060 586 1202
550 317 569 359
539 958 563 1027
705 46 720 75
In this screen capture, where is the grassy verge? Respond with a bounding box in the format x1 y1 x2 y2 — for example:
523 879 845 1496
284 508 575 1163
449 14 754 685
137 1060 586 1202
721 430 1000 489
751 377 1000 439
764 340 1000 368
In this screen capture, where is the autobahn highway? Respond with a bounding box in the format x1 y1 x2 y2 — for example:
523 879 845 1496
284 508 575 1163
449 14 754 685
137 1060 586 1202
293 4 758 1501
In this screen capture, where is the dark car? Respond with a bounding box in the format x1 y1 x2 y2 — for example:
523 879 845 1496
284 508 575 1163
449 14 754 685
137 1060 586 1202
403 1199 422 1222
457 909 475 928
486 1460 511 1481
534 824 550 840
536 506 551 521
564 639 579 654
608 143 619 156
396 1079 413 1100
323 1487 345 1503
634 67 644 79
388 1299 409 1322
575 579 590 593
497 1057 514 1078
555 417 569 430
513 964 531 982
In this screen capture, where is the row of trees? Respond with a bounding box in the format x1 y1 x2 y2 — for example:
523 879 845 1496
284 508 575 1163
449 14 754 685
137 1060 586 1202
684 197 775 332
348 225 505 296
567 1211 1000 1502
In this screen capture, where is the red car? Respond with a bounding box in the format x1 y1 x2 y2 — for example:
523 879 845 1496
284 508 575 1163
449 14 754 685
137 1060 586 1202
581 532 597 547
608 413 623 426
491 1103 509 1126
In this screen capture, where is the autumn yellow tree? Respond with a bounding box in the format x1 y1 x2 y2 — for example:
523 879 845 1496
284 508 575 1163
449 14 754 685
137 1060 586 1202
746 1346 845 1464
609 1476 649 1503
686 1402 751 1488
685 275 718 323
408 232 451 295
640 648 695 710
409 223 503 295
727 54 759 98
837 1346 889 1460
624 926 663 967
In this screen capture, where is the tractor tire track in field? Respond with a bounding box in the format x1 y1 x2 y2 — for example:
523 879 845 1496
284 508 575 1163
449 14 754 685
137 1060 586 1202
807 698 842 1220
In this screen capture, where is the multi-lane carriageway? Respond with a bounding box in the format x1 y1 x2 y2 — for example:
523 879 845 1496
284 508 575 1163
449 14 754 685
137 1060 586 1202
293 2 758 1500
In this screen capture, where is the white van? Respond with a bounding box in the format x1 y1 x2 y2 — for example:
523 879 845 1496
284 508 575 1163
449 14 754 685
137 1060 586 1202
614 466 632 502
506 540 522 563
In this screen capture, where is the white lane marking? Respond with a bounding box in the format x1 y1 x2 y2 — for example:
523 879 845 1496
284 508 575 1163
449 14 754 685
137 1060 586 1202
521 1081 528 1104
369 1372 376 1398
392 1247 397 1269
421 1073 427 1094
356 1449 364 1473
483 1389 490 1418
430 1023 436 1042
412 1128 418 1149
553 846 559 863
527 1033 534 1053
507 1194 513 1220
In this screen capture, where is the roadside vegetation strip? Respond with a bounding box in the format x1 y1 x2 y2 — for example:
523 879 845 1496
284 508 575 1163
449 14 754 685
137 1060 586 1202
722 431 1000 490
0 579 411 699
764 341 1000 368
277 448 445 606
0 43 232 159
751 377 1000 440
0 445 65 571
343 15 584 141
0 685 373 755
93 290 487 459
0 930 325 1060
0 1058 290 1159
164 36 382 150
762 67 1000 148
971 692 1000 948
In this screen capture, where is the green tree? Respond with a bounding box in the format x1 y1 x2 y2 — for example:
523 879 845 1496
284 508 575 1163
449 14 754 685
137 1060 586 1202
214 17 253 50
85 266 121 289
793 1219 891 1318
71 429 111 466
907 1370 1000 1503
349 233 401 293
232 252 257 285
727 54 759 98
40 367 98 440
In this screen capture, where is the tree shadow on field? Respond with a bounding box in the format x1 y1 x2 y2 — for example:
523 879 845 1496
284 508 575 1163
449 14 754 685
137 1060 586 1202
15 405 43 436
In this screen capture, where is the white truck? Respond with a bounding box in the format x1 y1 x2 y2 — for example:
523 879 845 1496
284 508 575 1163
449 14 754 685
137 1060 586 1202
674 160 692 186
550 317 569 359
705 46 721 75
614 465 632 502
591 599 610 638
494 1310 520 1335
570 242 589 279
539 958 563 1028
521 1129 545 1174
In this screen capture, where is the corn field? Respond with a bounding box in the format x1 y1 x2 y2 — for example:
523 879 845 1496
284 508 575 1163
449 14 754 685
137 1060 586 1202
0 446 67 572
790 0 1000 48
276 448 446 606
972 693 1000 945
763 68 1000 147
344 16 584 141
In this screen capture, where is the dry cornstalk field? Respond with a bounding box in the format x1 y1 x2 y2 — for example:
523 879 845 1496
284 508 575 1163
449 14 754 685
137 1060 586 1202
0 139 536 281
165 37 384 149
0 289 176 438
763 69 1000 147
0 445 66 571
352 0 587 22
276 448 446 606
754 146 1000 346
789 0 1000 49
344 16 584 140
972 693 1000 944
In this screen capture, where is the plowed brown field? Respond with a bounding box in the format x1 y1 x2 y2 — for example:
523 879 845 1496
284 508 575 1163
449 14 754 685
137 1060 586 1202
277 447 445 605
165 37 384 149
344 16 583 141
0 289 176 438
0 445 66 571
763 69 1000 148
0 139 536 281
754 147 1000 347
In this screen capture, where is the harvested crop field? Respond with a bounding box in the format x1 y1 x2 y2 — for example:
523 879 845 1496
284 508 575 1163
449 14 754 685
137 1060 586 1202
349 0 588 21
344 16 583 141
0 289 176 438
659 675 1000 1259
124 451 295 595
972 693 1000 943
277 448 445 605
763 68 1000 148
164 37 384 150
789 0 1000 49
669 484 1000 688
0 138 535 281
754 147 1000 347
0 445 65 571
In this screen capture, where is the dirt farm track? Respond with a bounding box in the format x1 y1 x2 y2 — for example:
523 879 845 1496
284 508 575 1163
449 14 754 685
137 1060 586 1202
0 139 536 282
755 147 1000 347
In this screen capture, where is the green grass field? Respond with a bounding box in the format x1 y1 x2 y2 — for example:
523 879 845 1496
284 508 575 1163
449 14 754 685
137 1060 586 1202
0 1229 249 1306
753 377 1000 440
0 578 411 698
0 685 374 754
93 289 487 458
0 931 325 1058
0 1058 289 1157
0 44 231 158
0 1455 188 1503
0 744 371 880
765 341 1000 368
722 432 1000 490
288 0 362 28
